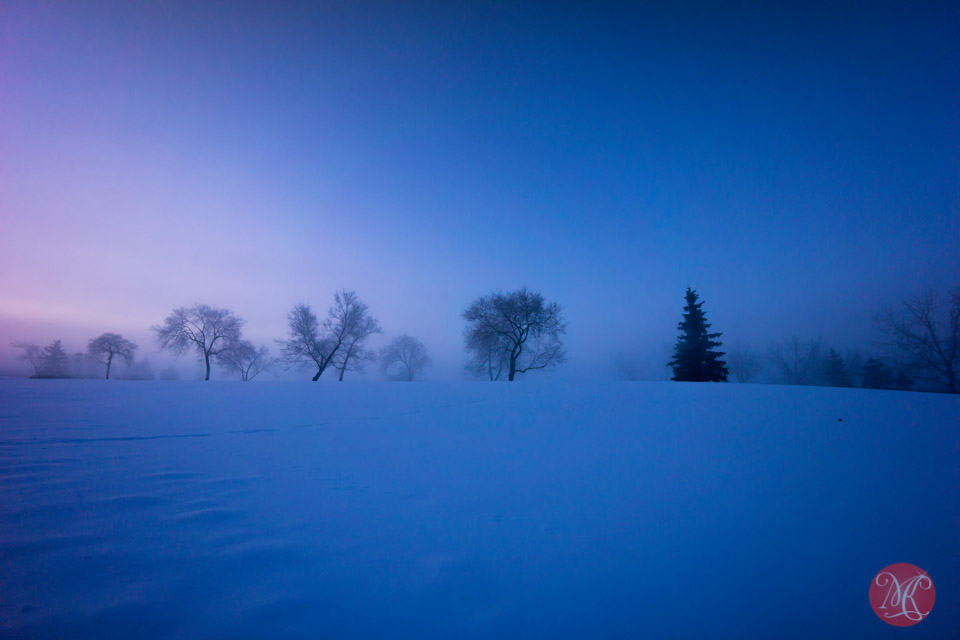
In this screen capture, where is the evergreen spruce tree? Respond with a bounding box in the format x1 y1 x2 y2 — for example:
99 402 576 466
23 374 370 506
861 358 893 390
35 339 70 378
893 370 913 391
668 288 729 382
822 348 852 387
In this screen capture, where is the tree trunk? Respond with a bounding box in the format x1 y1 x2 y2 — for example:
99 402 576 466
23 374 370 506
508 346 520 381
204 353 211 381
105 353 112 380
312 367 322 382
337 351 349 381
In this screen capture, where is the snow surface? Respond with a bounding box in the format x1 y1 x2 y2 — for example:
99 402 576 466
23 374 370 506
0 379 957 639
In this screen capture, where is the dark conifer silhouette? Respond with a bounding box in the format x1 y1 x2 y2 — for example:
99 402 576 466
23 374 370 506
893 369 914 391
861 358 893 390
822 349 852 387
41 340 70 378
668 288 728 382
33 339 70 379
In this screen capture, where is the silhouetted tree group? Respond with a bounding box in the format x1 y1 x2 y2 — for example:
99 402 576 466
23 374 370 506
277 291 382 381
727 337 916 391
10 283 956 393
13 335 145 380
639 284 956 393
150 303 274 382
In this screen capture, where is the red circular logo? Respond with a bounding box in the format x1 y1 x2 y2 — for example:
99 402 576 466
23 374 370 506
869 563 935 626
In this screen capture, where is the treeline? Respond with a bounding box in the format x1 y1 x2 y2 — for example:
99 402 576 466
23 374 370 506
11 337 175 381
10 290 434 382
727 339 916 391
664 286 958 394
9 284 959 393
9 286 566 383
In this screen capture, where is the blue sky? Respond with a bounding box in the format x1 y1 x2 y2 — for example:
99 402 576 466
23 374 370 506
1 1 957 379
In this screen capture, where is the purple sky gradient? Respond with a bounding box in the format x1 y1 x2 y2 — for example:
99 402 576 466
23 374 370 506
1 2 958 379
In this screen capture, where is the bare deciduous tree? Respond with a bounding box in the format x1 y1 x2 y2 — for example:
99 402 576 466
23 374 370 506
463 287 566 381
726 342 763 383
277 304 331 381
11 341 43 376
153 304 244 380
880 288 959 394
219 340 274 381
87 333 138 379
767 336 824 385
278 290 377 382
464 320 509 381
379 335 431 381
333 303 382 381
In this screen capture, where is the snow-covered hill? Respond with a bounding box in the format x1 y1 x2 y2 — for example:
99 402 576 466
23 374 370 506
1 380 956 638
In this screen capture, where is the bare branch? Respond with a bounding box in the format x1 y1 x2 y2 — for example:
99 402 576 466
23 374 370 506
11 341 43 375
878 287 959 393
